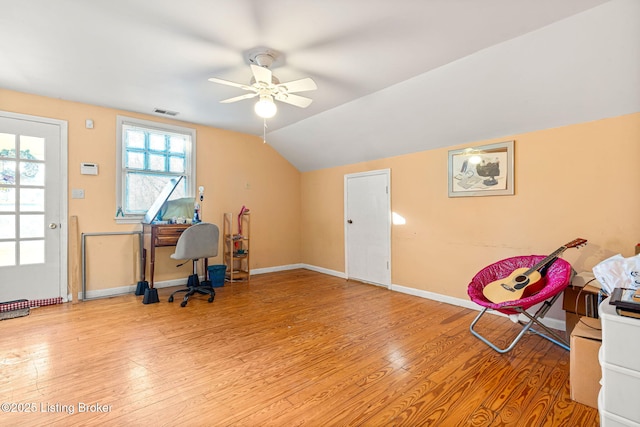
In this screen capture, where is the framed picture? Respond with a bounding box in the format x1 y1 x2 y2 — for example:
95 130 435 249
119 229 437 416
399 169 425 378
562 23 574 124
448 140 514 197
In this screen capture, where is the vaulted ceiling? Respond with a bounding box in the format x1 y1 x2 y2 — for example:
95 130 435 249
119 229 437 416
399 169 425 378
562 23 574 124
1 0 638 171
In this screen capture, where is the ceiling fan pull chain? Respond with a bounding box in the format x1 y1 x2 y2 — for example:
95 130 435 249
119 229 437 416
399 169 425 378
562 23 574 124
263 118 267 144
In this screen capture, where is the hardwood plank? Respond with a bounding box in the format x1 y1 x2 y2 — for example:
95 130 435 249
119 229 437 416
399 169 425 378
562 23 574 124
0 269 599 426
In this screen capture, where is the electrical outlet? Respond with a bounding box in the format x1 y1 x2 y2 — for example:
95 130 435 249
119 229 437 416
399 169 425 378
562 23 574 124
71 189 85 199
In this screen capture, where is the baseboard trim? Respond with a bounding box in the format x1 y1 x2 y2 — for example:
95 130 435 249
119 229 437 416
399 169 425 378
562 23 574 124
251 264 306 275
391 283 480 310
390 282 566 332
295 265 565 332
250 263 346 279
77 264 565 331
80 278 187 301
299 264 347 279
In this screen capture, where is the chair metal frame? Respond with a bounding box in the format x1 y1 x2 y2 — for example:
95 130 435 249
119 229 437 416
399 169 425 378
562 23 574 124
469 292 570 353
467 255 573 353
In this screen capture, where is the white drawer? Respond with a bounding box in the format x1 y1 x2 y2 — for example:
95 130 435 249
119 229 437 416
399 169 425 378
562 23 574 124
600 409 640 427
599 388 640 427
601 362 640 422
600 300 640 370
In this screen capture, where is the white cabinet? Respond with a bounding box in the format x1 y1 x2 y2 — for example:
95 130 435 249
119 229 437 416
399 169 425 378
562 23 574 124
599 298 640 426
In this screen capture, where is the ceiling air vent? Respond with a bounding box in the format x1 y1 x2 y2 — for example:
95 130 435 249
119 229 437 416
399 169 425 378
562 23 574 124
153 108 179 116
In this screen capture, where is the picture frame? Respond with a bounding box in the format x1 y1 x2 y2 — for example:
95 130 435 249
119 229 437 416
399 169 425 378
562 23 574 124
448 140 514 197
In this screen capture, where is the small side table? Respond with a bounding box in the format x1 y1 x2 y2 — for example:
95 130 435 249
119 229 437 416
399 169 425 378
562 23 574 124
563 272 601 336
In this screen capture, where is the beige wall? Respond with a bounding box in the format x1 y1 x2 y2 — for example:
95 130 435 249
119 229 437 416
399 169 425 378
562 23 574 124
301 113 640 300
0 89 302 292
3 87 638 303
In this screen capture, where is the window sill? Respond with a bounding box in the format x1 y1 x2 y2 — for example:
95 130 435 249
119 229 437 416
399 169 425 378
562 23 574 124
115 216 143 225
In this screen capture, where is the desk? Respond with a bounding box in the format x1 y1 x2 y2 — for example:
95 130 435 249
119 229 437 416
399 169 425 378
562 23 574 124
563 281 600 337
142 223 190 289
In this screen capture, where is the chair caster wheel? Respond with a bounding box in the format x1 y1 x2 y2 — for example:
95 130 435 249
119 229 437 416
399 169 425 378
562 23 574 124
208 297 214 303
168 296 174 302
180 301 187 307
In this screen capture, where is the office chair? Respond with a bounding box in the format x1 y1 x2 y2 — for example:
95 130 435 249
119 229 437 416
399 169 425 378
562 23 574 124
168 222 219 307
467 255 574 353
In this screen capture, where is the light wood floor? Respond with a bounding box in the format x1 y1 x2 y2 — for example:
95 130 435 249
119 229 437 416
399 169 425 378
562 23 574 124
0 269 598 426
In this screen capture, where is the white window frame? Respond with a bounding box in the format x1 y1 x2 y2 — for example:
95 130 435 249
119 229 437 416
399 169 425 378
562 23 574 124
115 115 196 224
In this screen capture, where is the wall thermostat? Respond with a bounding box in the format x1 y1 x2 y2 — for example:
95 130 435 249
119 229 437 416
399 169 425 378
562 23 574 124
81 162 98 175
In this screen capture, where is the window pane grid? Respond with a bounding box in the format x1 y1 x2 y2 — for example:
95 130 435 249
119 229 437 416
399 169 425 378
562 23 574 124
119 119 193 217
149 133 167 151
124 136 186 175
125 130 145 149
126 151 145 169
169 156 185 173
169 136 185 153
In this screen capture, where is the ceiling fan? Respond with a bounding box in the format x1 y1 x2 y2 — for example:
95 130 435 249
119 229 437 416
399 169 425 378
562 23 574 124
208 49 317 119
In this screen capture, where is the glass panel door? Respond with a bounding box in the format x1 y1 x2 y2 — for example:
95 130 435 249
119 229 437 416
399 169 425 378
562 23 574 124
0 114 64 301
0 133 46 266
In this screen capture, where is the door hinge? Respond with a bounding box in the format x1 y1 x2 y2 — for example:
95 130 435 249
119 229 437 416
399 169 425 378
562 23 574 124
386 186 389 194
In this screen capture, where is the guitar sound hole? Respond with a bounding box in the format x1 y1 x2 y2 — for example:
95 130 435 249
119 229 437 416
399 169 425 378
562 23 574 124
513 275 530 290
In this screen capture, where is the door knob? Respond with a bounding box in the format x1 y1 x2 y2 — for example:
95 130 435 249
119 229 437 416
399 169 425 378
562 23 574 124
347 219 353 224
49 223 58 229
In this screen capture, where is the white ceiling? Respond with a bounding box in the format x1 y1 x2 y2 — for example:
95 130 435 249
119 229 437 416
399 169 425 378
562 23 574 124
1 0 638 171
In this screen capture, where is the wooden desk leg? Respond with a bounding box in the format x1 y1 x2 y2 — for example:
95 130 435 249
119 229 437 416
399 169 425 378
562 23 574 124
140 234 146 283
142 245 160 304
135 247 149 296
142 238 159 304
147 240 156 289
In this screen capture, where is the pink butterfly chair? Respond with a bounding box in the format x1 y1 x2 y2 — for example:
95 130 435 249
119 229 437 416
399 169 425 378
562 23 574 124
467 255 574 353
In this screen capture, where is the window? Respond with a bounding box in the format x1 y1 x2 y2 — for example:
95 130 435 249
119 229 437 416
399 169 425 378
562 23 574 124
116 116 195 223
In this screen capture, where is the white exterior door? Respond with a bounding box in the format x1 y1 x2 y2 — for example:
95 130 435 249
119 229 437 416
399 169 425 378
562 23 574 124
345 169 391 287
0 112 67 301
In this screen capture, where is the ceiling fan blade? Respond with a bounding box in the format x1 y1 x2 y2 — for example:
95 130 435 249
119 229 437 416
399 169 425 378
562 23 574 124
220 93 258 103
208 77 253 91
277 77 317 93
250 64 272 85
274 92 313 108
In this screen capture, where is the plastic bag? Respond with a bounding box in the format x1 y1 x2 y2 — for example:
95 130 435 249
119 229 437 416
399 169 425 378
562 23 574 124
593 253 640 294
624 253 640 289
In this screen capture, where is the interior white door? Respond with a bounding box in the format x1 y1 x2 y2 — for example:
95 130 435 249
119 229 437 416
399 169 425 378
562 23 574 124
0 112 66 301
345 169 391 287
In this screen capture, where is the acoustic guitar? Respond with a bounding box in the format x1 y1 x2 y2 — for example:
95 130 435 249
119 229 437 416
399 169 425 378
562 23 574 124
482 238 587 304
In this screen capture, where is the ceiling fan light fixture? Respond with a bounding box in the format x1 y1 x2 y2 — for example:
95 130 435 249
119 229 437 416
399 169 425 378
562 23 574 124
254 96 277 118
209 47 316 119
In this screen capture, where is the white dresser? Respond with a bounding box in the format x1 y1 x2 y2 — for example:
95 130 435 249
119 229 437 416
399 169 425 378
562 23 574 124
599 297 640 426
